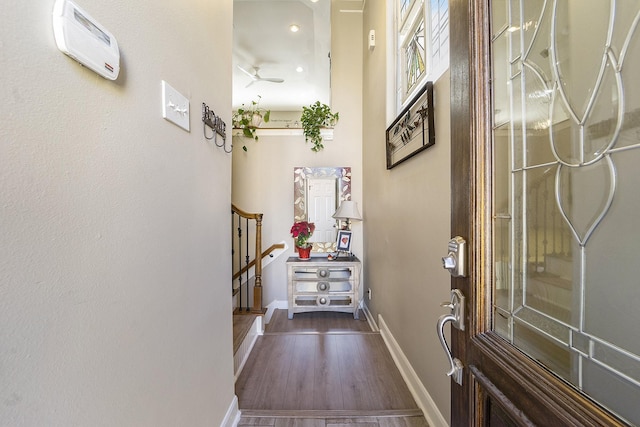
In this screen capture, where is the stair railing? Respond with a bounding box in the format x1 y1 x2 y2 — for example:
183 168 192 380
231 204 264 314
233 243 287 281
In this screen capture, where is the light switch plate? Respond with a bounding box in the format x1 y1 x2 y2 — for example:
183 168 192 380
161 80 190 131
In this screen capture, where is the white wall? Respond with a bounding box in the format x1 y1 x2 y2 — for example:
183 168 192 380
0 1 235 426
231 1 363 305
362 2 452 424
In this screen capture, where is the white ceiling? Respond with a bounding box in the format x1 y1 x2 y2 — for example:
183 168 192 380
232 0 332 112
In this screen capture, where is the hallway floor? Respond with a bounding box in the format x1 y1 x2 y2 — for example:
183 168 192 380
235 310 429 427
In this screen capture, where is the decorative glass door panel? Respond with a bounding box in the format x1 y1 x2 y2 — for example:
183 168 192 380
491 1 640 424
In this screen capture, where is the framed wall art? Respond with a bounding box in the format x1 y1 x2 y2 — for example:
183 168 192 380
386 81 435 169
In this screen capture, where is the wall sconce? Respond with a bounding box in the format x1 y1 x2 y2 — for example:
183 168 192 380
332 201 362 230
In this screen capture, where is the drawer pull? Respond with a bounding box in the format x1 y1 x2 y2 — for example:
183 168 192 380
318 268 329 278
317 282 330 292
318 296 329 305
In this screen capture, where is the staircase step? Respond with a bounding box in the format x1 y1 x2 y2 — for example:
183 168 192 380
233 313 257 354
233 313 263 380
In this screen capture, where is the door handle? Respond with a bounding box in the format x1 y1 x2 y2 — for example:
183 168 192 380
437 289 465 386
440 288 464 331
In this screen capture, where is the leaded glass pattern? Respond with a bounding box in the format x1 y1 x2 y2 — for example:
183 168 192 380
400 0 413 21
395 0 449 111
430 0 449 66
405 19 426 92
491 0 640 424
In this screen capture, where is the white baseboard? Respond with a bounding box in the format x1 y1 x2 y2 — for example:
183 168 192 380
234 316 262 381
378 314 448 427
221 395 241 427
361 303 379 332
264 299 288 324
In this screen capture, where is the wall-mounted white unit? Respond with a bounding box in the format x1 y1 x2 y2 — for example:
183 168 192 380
53 0 120 80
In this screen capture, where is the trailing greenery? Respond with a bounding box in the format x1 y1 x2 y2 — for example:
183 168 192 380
232 96 270 151
300 101 339 152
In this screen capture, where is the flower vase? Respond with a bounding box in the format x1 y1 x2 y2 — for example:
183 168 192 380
297 245 312 260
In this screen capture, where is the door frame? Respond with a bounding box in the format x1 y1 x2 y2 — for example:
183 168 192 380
449 0 626 425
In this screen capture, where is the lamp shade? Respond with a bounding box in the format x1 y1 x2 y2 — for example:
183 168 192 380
332 201 362 221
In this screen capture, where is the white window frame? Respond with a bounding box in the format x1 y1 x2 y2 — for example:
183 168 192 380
389 0 449 118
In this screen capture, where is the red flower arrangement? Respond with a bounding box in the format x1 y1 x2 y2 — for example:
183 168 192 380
290 221 315 248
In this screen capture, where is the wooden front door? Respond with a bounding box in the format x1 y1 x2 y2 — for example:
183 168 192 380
448 0 640 425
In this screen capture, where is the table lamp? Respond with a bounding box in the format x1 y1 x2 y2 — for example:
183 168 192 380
332 201 362 230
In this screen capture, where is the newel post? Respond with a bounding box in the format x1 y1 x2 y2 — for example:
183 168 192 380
252 213 264 313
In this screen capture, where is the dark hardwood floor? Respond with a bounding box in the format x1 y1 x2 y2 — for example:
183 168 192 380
265 309 373 334
236 310 428 427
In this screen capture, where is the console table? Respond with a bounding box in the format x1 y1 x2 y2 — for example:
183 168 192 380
286 256 361 319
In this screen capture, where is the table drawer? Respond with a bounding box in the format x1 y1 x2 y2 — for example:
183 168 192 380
294 280 354 293
293 295 353 308
292 267 354 280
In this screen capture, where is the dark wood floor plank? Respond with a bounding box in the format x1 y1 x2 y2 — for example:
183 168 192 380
376 416 430 427
325 418 381 424
273 419 327 427
235 335 273 408
240 410 424 418
235 336 273 408
327 423 378 427
239 415 429 427
313 334 345 410
237 335 297 409
349 334 389 408
266 309 371 334
282 335 318 409
335 334 375 410
238 417 277 426
260 335 298 409
357 334 417 410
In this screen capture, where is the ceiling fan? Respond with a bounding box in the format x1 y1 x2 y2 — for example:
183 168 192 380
238 66 284 87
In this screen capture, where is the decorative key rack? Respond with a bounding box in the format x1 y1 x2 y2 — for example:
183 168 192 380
202 102 230 153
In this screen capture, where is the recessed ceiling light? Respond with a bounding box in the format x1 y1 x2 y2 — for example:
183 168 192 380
289 24 300 33
296 66 304 73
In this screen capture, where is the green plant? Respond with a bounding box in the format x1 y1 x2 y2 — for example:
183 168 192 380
232 96 270 150
300 101 339 152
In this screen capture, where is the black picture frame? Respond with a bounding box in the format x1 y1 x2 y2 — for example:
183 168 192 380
336 230 352 253
386 81 435 169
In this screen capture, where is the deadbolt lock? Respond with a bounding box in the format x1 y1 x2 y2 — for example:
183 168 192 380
442 236 467 278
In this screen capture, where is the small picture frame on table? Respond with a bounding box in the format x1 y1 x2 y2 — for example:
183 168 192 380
336 230 352 253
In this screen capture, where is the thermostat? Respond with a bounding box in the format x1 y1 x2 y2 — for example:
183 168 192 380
53 0 120 80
